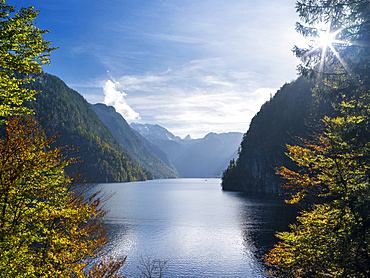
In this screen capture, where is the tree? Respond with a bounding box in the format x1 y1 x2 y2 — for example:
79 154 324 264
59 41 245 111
0 2 127 276
265 0 370 277
293 0 370 153
137 256 168 278
0 116 126 277
0 0 56 119
265 131 369 277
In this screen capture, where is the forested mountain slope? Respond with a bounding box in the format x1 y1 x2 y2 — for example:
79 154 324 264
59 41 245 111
222 77 331 193
91 103 178 179
25 73 152 182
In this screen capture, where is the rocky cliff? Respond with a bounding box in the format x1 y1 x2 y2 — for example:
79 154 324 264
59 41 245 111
222 77 331 193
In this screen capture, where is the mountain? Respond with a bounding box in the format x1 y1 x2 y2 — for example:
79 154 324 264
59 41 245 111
130 123 184 142
221 77 332 193
24 73 152 183
130 128 177 172
131 123 243 178
131 123 196 165
91 103 178 179
174 132 243 177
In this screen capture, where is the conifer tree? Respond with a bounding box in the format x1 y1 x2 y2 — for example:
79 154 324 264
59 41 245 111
265 1 370 277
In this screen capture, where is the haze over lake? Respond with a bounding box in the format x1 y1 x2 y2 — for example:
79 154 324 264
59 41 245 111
98 179 296 277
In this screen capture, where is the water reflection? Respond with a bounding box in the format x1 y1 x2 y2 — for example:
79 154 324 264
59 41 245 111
98 179 297 277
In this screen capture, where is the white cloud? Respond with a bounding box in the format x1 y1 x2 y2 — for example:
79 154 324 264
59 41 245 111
110 60 279 138
70 0 303 138
103 80 140 122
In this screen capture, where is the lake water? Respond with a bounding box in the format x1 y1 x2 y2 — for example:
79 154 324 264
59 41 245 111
98 178 296 277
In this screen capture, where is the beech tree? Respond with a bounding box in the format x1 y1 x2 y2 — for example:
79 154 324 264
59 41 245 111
265 0 369 277
265 129 369 277
0 1 127 276
0 0 56 119
0 116 127 277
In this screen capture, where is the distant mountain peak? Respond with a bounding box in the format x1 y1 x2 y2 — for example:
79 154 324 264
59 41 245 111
91 105 178 179
130 123 182 142
131 122 243 178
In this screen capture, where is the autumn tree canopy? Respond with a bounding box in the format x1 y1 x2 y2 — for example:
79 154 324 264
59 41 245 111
266 0 370 277
0 116 107 277
0 1 126 276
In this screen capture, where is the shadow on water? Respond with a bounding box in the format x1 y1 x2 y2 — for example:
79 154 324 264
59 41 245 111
225 191 298 264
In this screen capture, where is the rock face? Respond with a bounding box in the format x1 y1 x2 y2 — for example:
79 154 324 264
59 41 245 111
222 77 331 193
131 123 243 178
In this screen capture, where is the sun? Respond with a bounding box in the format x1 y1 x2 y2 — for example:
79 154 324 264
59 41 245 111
303 23 349 76
317 28 339 48
315 24 346 54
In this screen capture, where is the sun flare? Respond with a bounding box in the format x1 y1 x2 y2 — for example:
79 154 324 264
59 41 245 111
303 24 349 77
315 25 345 51
317 29 337 48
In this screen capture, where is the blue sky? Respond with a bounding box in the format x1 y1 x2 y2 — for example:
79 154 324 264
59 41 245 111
10 0 305 138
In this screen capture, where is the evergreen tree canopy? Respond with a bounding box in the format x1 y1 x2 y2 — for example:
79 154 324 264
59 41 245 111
266 1 370 277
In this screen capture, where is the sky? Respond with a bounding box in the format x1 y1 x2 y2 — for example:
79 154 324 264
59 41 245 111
10 0 306 138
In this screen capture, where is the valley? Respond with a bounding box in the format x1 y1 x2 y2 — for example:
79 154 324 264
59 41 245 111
26 72 243 181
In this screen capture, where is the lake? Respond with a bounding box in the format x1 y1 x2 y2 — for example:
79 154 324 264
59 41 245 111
97 178 296 277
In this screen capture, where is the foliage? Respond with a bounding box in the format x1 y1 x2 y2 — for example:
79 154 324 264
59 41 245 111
0 2 128 276
0 0 56 119
87 256 127 278
266 0 370 277
222 159 236 184
266 126 370 277
0 116 127 277
266 204 365 277
293 0 369 84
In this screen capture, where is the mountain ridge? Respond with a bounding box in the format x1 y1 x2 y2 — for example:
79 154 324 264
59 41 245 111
91 103 179 179
131 123 243 178
24 72 152 183
222 77 332 193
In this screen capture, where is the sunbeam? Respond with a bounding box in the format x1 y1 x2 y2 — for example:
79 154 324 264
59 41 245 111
303 23 351 82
